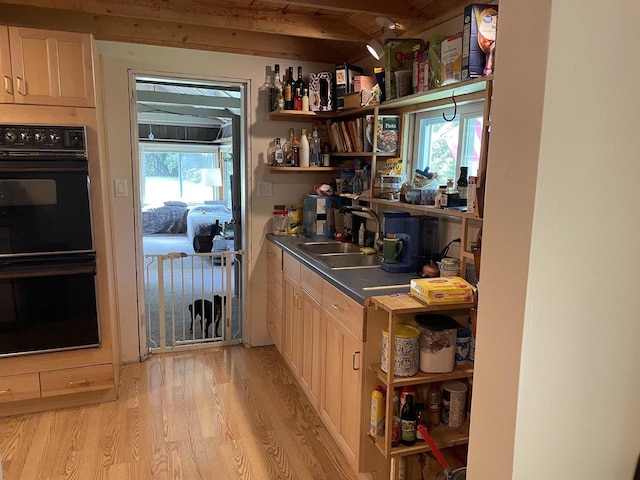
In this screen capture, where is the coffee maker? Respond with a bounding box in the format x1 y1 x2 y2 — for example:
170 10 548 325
381 211 439 273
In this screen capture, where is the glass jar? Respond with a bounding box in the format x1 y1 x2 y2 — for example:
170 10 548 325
272 206 288 235
437 257 460 277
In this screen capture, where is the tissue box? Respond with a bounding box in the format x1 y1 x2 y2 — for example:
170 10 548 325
410 277 475 305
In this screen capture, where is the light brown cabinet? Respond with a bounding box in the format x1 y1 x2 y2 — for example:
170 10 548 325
282 252 303 376
0 26 95 107
267 242 283 350
299 266 323 409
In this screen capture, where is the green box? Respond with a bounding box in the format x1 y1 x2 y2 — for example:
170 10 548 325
384 38 424 100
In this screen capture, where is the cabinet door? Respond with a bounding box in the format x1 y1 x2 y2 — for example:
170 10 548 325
8 27 95 107
282 273 302 375
300 290 323 409
321 310 363 467
0 27 13 103
267 297 282 352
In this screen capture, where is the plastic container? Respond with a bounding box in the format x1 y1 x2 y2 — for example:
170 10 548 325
442 380 467 428
370 387 385 436
381 324 420 377
455 328 471 364
394 69 412 98
415 314 458 373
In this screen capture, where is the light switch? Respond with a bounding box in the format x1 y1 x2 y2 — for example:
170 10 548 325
114 179 128 197
257 181 273 197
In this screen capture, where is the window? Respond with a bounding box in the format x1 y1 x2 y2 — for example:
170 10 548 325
139 143 230 206
411 101 484 183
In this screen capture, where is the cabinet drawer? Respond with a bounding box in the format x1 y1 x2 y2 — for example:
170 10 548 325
301 264 322 302
40 364 114 398
267 242 282 270
323 281 365 341
0 373 40 403
283 252 301 283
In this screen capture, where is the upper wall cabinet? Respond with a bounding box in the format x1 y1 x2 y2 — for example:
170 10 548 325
0 27 95 107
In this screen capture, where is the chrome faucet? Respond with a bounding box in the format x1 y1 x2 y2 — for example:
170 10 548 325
338 205 381 252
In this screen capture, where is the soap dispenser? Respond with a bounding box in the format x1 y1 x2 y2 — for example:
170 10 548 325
358 222 366 246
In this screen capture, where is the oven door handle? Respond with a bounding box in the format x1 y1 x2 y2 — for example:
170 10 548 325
0 265 95 280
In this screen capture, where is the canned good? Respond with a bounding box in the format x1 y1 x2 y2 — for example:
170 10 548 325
381 325 420 377
441 380 467 428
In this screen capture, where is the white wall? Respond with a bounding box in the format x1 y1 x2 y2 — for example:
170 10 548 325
469 0 640 478
96 41 332 362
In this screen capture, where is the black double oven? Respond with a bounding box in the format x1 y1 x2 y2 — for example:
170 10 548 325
0 124 100 357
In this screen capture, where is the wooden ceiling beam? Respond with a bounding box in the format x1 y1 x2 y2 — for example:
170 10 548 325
0 3 366 63
258 0 428 19
0 0 370 42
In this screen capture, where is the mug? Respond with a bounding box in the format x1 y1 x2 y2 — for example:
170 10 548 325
382 238 403 263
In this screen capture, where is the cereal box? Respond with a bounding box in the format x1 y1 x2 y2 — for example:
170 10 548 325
462 4 499 80
440 34 463 86
384 38 424 100
410 277 475 305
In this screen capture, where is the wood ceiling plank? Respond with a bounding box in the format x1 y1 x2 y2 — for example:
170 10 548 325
0 3 365 63
257 0 428 19
0 0 370 42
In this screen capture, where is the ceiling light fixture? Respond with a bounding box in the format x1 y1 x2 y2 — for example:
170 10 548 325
366 17 403 60
366 39 385 61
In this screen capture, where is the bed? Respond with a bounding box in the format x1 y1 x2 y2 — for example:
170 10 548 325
187 202 233 246
141 201 189 234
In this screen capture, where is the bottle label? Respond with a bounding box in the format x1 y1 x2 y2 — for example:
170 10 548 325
401 419 416 441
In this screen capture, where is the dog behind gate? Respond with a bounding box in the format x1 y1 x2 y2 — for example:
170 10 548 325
188 296 224 338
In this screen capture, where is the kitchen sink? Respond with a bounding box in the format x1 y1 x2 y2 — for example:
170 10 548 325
316 252 381 269
295 241 363 255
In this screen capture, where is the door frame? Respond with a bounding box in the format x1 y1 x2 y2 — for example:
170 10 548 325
126 69 249 359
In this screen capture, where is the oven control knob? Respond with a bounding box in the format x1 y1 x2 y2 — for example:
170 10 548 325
49 132 61 144
20 131 32 144
4 131 16 144
34 132 46 143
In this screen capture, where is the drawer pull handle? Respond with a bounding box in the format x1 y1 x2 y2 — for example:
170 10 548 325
331 303 343 312
0 389 11 394
68 379 88 386
352 351 361 371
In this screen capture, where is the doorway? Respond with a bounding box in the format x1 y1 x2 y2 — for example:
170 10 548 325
129 73 246 355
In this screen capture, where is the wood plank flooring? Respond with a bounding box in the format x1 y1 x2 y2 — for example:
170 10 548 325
0 346 362 480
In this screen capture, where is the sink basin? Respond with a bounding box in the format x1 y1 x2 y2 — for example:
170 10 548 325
316 253 382 269
296 241 363 255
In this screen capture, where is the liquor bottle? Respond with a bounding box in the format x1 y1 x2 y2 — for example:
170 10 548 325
294 87 302 110
426 382 442 427
283 128 294 165
400 393 417 446
291 135 300 166
284 67 295 110
271 64 282 112
299 128 310 167
302 88 310 111
457 166 469 207
267 138 276 165
294 66 305 104
274 137 284 165
309 129 322 167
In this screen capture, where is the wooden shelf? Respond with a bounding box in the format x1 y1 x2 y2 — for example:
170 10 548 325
330 151 397 158
366 294 474 315
268 110 317 122
268 166 340 173
370 363 473 388
357 196 483 221
369 418 470 458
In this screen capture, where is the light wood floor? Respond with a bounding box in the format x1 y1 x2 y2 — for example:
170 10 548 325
0 346 362 480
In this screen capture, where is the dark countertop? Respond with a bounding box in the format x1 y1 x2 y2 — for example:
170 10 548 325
267 233 419 304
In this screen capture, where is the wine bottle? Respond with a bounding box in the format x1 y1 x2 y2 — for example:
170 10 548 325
284 67 295 110
457 166 469 207
271 64 282 112
294 66 305 105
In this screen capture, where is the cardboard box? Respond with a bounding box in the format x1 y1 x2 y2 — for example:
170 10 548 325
462 4 499 80
441 34 463 86
302 195 344 238
364 115 399 153
308 72 333 112
384 38 424 100
428 34 449 90
416 49 430 92
410 277 475 305
334 64 363 111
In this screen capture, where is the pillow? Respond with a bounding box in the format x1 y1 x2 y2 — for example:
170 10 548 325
164 200 188 207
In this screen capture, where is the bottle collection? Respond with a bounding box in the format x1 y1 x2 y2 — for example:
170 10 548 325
267 126 324 167
269 63 310 112
369 379 472 448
